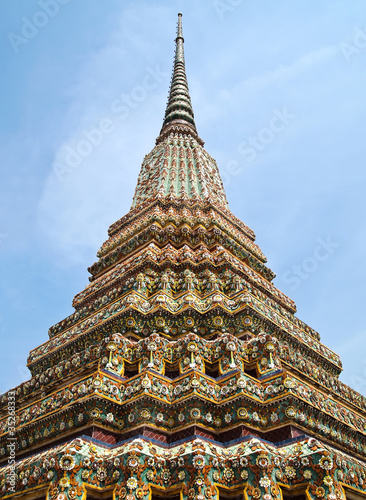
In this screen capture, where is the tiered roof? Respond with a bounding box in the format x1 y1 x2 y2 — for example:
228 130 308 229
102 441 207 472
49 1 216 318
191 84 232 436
0 13 365 500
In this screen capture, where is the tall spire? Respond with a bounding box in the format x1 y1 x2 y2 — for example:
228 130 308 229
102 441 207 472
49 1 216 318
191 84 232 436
157 13 199 143
9 13 366 499
131 13 229 211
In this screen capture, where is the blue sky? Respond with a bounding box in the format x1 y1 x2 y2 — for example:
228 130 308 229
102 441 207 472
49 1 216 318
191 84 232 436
1 0 366 394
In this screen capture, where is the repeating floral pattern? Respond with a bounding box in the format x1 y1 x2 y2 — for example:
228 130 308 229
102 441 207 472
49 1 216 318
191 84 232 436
1 436 366 499
1 12 366 500
1 331 366 462
131 135 229 212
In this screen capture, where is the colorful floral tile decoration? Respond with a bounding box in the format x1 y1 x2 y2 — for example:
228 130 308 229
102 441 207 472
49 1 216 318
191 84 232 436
1 12 365 500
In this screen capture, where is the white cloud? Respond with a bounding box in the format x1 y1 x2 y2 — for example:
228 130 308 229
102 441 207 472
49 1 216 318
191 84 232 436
36 16 170 267
37 114 159 266
236 45 338 90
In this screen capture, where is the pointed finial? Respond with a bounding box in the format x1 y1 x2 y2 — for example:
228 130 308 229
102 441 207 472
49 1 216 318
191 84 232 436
130 13 229 211
157 12 202 144
177 13 183 40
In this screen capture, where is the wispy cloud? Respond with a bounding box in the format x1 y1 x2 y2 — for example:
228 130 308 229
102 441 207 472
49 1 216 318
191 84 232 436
35 13 170 266
239 45 338 90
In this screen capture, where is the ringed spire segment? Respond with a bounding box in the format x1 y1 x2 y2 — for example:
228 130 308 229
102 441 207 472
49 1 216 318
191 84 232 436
131 13 229 211
158 13 199 142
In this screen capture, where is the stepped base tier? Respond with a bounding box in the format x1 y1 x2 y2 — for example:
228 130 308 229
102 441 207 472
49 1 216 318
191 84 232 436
1 13 365 500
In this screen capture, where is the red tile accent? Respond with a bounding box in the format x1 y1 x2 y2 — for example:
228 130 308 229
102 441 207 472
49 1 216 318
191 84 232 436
196 428 215 440
242 427 256 437
142 429 168 442
290 426 304 438
92 428 117 445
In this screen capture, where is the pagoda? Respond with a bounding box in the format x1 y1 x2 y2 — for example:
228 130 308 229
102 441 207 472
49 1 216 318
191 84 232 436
1 13 366 500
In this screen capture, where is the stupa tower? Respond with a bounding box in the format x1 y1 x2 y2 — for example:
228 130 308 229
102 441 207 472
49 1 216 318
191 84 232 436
1 13 366 500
